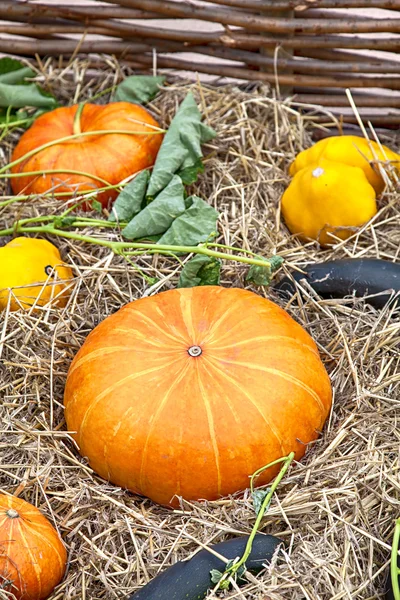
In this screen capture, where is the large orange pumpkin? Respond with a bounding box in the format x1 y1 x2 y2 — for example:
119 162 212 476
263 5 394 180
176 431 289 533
0 494 67 599
10 102 163 209
64 286 332 506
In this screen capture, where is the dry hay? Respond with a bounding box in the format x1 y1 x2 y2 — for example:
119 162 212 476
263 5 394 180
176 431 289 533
1 56 400 600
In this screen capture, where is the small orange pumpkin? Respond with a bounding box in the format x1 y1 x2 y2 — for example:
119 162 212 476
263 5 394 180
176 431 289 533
10 102 163 209
0 495 67 600
64 286 332 506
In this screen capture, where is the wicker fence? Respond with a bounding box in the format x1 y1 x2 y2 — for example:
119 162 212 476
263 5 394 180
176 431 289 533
1 0 400 125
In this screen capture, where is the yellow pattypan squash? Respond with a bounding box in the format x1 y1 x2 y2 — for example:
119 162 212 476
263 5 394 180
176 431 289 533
0 237 73 311
281 158 377 247
289 135 400 195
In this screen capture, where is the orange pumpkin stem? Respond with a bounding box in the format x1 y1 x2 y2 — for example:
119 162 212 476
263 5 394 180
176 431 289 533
6 509 19 518
73 103 85 136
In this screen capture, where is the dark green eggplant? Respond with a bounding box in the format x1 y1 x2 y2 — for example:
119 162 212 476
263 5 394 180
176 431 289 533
128 533 283 600
273 259 400 309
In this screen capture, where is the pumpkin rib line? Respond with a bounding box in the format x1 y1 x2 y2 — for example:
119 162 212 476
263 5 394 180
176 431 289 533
195 364 222 497
0 512 10 528
1 518 24 596
77 358 179 447
19 520 65 574
200 357 254 478
68 344 179 378
138 360 192 495
16 521 42 599
124 308 188 345
5 516 15 580
102 405 137 480
201 300 248 345
203 356 286 458
76 135 106 189
210 335 319 357
68 346 140 376
217 359 326 416
178 289 197 343
113 328 179 348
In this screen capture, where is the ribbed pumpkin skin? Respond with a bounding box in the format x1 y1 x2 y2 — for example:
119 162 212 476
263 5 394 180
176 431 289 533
64 287 332 506
10 102 163 209
0 495 67 600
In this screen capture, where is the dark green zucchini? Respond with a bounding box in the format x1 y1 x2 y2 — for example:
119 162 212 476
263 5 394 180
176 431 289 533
128 533 283 599
273 259 400 309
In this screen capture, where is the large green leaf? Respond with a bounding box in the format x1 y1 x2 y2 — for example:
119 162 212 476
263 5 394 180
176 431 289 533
178 254 221 288
0 57 35 84
109 170 150 222
157 196 218 246
0 57 56 111
122 175 186 240
0 82 57 109
114 75 165 104
146 93 216 199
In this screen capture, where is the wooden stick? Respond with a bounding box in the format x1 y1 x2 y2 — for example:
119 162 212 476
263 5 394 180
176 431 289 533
0 2 161 22
199 0 400 8
189 44 400 74
300 9 375 19
294 94 400 107
310 115 400 126
0 22 218 45
0 24 115 38
224 32 400 51
0 39 150 56
296 48 392 63
107 0 400 33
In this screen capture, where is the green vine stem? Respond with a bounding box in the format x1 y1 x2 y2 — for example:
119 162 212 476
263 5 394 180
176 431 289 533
0 223 281 271
73 103 85 136
391 518 400 600
220 452 295 587
0 169 111 187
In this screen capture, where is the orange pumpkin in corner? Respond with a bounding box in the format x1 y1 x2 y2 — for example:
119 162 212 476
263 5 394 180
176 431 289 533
0 494 67 599
64 286 332 506
10 102 163 209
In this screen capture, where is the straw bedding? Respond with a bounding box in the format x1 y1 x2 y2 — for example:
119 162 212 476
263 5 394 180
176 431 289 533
0 56 399 600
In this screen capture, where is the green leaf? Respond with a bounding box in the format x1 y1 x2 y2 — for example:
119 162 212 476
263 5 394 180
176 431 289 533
246 256 284 287
122 175 186 240
91 200 103 213
114 75 165 104
53 216 76 228
236 564 247 581
109 170 150 222
210 569 223 584
0 58 35 84
157 196 218 246
147 93 216 198
0 82 57 109
0 59 57 112
178 157 205 186
252 488 271 516
178 255 221 288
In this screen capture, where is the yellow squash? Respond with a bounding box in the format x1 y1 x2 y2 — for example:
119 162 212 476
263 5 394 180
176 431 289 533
0 237 73 311
289 135 400 195
281 158 377 247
